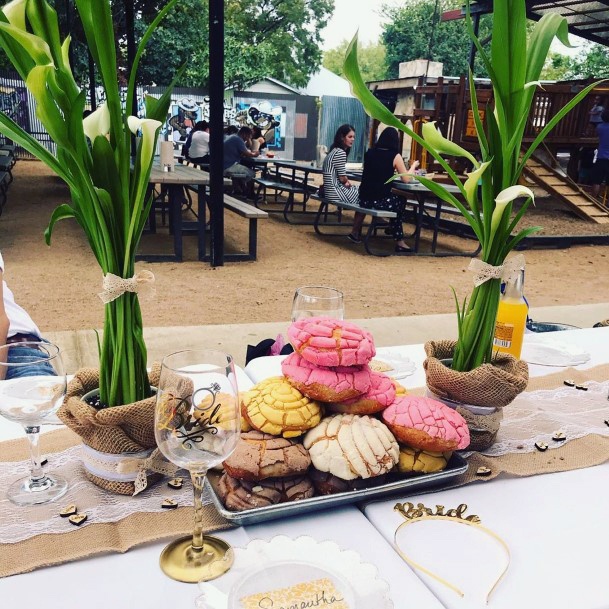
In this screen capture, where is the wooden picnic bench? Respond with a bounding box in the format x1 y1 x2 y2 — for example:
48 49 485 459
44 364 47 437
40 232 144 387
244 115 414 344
222 195 268 261
311 193 402 257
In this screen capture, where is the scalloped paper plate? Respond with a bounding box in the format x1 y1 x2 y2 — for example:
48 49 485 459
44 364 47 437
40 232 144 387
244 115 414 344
521 339 591 367
374 348 416 380
196 536 393 609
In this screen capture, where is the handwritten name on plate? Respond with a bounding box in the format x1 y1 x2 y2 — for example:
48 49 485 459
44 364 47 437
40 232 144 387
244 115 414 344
239 577 349 609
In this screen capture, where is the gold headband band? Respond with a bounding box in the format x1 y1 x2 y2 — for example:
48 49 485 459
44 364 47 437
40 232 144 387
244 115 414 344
393 502 510 604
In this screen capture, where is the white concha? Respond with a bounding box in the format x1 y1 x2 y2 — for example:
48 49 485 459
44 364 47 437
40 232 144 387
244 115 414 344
303 413 399 480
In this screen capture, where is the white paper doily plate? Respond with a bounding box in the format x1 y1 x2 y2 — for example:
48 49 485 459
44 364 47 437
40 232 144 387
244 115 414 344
521 339 591 367
196 536 393 609
374 348 416 380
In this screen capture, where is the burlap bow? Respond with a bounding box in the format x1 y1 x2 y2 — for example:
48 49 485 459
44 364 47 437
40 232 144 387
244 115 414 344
98 270 156 304
468 254 526 287
116 448 178 495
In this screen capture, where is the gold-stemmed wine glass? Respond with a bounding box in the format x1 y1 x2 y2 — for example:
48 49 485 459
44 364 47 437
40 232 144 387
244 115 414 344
154 349 240 583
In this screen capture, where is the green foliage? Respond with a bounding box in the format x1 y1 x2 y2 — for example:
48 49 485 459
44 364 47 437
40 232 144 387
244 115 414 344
324 40 386 82
381 0 491 79
0 0 179 406
344 0 600 372
542 43 609 81
8 0 335 89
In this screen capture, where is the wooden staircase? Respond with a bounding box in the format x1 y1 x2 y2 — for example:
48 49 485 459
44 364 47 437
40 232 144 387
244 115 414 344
523 154 609 224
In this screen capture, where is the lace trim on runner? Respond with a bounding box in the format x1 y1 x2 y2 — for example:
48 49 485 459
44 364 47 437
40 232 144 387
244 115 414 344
482 380 609 456
0 445 209 544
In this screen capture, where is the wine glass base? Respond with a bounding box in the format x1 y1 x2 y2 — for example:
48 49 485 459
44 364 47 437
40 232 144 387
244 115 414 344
8 473 69 506
160 535 234 583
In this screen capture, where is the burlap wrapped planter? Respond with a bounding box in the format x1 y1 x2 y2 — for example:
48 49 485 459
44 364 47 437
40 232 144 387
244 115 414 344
424 340 529 451
57 364 162 495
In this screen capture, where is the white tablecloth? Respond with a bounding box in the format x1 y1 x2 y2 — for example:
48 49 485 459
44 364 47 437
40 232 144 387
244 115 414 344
2 328 608 608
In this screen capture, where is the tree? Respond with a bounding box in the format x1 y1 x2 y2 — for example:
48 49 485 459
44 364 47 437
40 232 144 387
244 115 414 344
135 0 335 88
0 0 334 89
324 40 387 82
381 0 491 79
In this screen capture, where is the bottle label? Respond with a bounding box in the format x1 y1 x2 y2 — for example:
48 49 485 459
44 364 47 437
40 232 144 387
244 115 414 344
494 322 514 348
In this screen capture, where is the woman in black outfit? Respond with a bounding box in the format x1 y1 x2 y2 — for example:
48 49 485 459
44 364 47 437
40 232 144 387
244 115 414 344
349 127 418 252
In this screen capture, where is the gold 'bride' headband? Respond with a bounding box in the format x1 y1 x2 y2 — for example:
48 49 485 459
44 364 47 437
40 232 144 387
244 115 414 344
393 502 510 604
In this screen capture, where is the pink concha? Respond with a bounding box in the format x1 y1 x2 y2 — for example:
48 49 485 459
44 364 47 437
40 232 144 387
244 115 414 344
288 317 375 367
331 371 397 414
281 351 372 402
382 395 470 450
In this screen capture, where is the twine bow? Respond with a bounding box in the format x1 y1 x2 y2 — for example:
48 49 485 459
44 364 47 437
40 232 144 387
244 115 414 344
98 270 156 304
116 448 178 496
468 254 526 287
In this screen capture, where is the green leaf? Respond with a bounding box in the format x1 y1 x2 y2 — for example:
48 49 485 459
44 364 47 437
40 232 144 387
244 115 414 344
25 0 62 68
44 203 76 244
0 111 74 187
0 21 52 65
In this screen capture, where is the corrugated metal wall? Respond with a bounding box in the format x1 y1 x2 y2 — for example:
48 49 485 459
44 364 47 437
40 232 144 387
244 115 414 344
319 95 368 163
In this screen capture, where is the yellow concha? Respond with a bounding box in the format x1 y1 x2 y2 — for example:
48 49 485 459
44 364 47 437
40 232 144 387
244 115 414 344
398 446 451 474
244 376 322 438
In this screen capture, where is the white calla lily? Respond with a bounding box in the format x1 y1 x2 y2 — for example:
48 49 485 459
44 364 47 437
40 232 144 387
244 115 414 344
2 0 26 30
128 116 162 165
463 161 491 214
83 103 111 141
491 185 535 237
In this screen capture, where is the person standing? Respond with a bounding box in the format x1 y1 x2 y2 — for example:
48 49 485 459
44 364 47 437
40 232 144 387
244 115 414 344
586 95 605 135
591 109 609 203
0 251 53 379
349 127 419 252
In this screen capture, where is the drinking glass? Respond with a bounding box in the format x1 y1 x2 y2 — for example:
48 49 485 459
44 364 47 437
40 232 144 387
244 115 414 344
155 349 240 583
0 341 67 505
291 285 344 322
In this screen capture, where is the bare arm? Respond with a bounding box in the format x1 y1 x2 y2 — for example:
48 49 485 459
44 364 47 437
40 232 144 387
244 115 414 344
0 272 9 380
395 155 420 182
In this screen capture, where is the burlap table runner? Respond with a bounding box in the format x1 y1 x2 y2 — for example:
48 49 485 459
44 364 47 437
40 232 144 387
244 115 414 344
0 428 232 578
409 363 609 486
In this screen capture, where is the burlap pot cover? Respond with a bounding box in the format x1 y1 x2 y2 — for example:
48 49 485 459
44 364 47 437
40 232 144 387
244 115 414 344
57 364 162 495
424 340 529 450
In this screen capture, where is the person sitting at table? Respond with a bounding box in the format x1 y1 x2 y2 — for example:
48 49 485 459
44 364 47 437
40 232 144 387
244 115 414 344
250 126 267 154
322 123 360 210
185 120 210 165
0 251 54 380
348 127 419 252
223 126 259 199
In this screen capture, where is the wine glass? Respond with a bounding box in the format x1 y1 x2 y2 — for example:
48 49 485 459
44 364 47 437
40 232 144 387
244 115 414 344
0 341 67 505
155 349 240 583
291 285 344 322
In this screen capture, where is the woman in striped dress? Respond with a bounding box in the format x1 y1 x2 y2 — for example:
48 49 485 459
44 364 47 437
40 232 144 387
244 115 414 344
322 124 360 213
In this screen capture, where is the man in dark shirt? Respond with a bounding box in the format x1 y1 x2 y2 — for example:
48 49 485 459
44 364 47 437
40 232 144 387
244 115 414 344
223 126 259 199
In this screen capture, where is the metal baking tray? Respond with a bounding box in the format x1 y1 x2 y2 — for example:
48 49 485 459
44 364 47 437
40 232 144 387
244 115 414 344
206 453 468 525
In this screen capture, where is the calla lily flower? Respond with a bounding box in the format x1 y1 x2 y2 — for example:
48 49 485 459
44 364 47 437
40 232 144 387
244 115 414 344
2 0 26 30
0 21 52 65
491 185 535 237
128 116 162 165
83 104 111 141
422 121 479 169
463 161 491 214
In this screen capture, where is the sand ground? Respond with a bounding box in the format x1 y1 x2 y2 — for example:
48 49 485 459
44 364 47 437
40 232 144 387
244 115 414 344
1 161 608 334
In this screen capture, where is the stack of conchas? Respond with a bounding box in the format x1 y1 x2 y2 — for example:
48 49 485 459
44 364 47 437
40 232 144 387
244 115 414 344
217 317 470 510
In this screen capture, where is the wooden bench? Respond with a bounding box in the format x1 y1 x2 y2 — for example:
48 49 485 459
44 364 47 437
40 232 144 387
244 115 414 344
0 171 10 214
311 193 402 257
223 195 268 261
254 177 311 223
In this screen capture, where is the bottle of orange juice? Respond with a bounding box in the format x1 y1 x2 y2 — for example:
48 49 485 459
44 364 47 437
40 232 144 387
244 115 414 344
493 268 528 359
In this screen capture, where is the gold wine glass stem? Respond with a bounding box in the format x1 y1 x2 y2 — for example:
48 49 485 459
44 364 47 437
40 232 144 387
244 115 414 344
191 470 207 552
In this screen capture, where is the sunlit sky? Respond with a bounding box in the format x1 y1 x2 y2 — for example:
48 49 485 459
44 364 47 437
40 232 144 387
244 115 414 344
320 0 586 55
320 0 404 50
